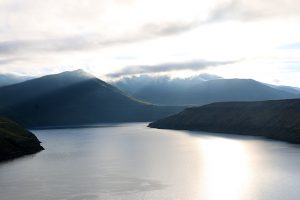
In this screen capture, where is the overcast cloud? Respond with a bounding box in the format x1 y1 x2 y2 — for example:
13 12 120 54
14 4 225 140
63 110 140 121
0 20 200 57
0 0 299 86
207 0 300 22
107 60 238 78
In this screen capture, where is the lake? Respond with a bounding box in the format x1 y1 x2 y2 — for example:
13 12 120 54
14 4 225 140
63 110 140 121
0 123 299 200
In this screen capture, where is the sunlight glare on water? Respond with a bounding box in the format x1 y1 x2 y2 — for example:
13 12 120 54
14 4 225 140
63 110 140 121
197 137 251 200
0 123 299 200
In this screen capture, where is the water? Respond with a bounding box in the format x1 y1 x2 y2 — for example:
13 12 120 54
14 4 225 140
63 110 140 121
0 123 299 200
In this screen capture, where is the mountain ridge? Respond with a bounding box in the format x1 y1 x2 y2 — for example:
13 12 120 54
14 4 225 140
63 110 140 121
115 76 300 106
0 70 182 127
149 98 300 143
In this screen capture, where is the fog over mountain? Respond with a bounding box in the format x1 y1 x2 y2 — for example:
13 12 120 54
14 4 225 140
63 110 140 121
267 84 300 95
114 74 300 106
113 74 223 95
0 74 34 87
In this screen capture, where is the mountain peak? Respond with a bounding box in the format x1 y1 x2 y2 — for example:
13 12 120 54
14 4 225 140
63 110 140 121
60 69 93 78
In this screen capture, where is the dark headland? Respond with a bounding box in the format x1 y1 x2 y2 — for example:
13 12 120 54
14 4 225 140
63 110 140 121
149 99 300 144
0 117 44 162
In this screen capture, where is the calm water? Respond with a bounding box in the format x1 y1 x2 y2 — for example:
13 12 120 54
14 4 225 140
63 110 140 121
0 123 300 200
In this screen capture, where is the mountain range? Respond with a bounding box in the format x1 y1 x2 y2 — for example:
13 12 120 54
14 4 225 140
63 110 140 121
0 70 182 128
113 74 223 95
114 75 300 106
1 70 300 129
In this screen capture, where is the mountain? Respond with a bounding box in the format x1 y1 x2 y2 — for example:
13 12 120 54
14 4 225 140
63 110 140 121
0 117 43 162
267 84 300 95
149 99 300 143
0 69 94 108
113 74 222 95
0 70 182 127
114 76 300 106
0 74 33 87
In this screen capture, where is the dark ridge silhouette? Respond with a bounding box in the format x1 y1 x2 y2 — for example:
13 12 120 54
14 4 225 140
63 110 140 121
0 117 43 162
149 99 300 144
0 70 182 127
115 76 300 105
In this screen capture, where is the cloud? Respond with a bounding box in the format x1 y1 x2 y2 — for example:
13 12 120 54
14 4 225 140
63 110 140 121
0 58 16 65
140 21 199 37
0 36 95 55
3 0 299 61
0 21 199 56
107 60 237 78
96 20 199 46
0 0 299 88
207 0 300 22
279 42 300 49
0 57 29 65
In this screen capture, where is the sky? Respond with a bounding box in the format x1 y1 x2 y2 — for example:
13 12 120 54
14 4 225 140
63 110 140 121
0 0 300 86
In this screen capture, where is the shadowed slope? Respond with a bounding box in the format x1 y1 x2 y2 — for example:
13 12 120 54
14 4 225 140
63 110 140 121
0 69 92 108
0 70 182 127
149 99 300 143
0 117 43 162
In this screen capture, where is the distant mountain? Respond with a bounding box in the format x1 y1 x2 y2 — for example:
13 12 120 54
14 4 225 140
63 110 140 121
113 74 222 95
0 70 182 127
149 99 300 144
267 84 300 95
0 74 33 87
114 76 300 106
0 117 43 162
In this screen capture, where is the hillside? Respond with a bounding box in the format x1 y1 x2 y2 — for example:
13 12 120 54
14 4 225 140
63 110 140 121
0 70 182 127
0 117 43 162
115 76 300 105
149 99 300 143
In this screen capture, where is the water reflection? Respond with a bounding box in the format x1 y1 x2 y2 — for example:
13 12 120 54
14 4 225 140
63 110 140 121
198 137 251 200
